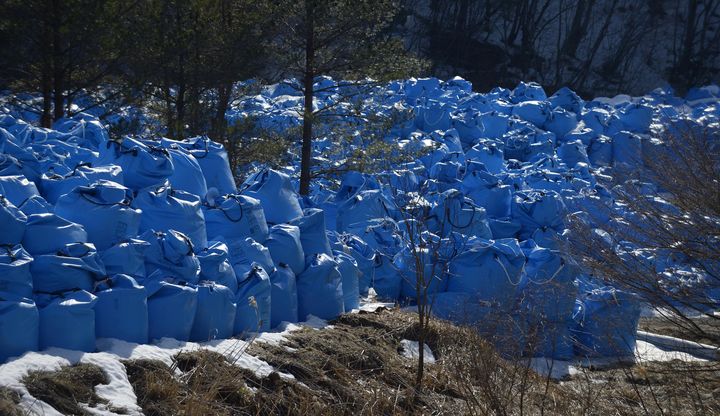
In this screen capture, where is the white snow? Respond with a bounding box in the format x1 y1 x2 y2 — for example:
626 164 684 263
399 339 436 364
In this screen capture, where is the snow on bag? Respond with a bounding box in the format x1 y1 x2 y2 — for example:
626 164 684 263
297 253 344 320
94 274 149 344
54 180 141 251
0 291 39 362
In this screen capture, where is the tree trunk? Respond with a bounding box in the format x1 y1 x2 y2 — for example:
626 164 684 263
41 68 53 128
51 0 64 122
299 0 315 196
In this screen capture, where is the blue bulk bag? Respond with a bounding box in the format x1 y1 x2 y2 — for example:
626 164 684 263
465 142 505 174
511 191 566 241
336 190 396 233
548 87 584 114
241 169 302 224
297 253 344 320
349 218 402 255
98 137 174 190
620 103 653 133
396 246 448 301
0 292 39 362
0 244 33 297
161 136 237 195
335 171 379 202
31 243 106 293
611 131 643 168
55 180 142 251
16 195 53 216
100 239 150 279
226 237 275 276
429 190 492 239
265 224 305 275
37 290 98 351
94 274 148 343
557 140 589 168
289 208 333 257
335 251 360 311
203 194 269 244
343 235 376 296
197 241 238 293
141 230 200 284
0 196 26 245
572 287 641 358
512 101 550 127
164 146 208 197
447 238 525 306
40 164 123 204
544 107 578 139
0 175 40 207
22 213 87 255
190 282 236 342
144 277 198 342
587 135 613 166
461 170 512 218
371 253 401 301
269 264 298 328
431 291 489 325
488 218 522 239
511 81 547 103
234 265 271 334
134 183 207 250
479 112 510 139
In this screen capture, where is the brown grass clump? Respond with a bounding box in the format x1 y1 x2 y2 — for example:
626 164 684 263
23 363 126 415
0 387 23 416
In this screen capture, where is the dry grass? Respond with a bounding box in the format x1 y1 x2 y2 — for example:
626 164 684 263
0 387 23 416
23 363 127 415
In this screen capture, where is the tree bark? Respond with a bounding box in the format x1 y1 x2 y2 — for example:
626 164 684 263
51 0 64 122
299 0 315 196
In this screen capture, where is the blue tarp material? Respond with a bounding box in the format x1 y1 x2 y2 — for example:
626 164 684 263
461 170 512 218
164 146 208 197
22 213 87 255
144 276 198 342
141 230 200 284
40 164 123 204
335 251 360 311
94 274 149 343
98 137 174 191
0 175 40 207
31 243 106 293
447 239 525 306
431 291 488 325
16 194 52 216
343 234 376 297
0 244 33 297
37 290 97 351
161 136 237 195
55 180 141 251
190 282 236 342
203 194 269 244
241 169 302 224
0 291 39 362
289 208 333 257
396 246 448 301
336 190 396 233
269 263 299 328
429 190 492 238
511 191 566 241
197 241 238 293
100 238 150 279
265 224 305 276
371 252 402 301
297 253 344 320
517 241 578 359
572 287 641 358
235 264 271 334
226 237 275 277
134 183 207 250
0 196 26 245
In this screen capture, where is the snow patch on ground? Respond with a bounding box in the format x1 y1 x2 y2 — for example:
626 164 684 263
399 339 436 364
